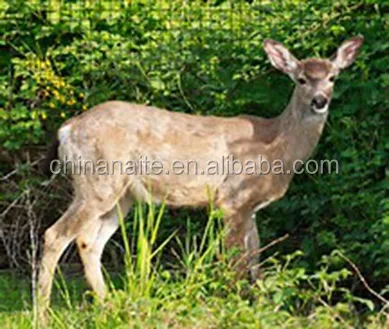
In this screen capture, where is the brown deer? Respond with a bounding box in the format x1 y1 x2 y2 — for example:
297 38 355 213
38 36 363 312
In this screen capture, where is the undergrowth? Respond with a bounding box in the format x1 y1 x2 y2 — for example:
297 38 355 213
0 203 387 328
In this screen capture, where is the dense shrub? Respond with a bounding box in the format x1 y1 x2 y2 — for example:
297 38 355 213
0 0 388 301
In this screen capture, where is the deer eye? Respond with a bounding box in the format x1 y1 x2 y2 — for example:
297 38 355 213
329 75 336 82
297 78 307 85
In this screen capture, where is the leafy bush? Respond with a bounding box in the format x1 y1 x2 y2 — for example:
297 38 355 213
0 0 387 309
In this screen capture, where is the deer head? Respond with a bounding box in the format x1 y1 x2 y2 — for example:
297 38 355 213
264 36 364 115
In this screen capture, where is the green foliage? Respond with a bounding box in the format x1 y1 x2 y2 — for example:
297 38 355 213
0 204 387 328
0 0 388 313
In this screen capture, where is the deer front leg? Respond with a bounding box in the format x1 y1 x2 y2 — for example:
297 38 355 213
244 214 260 280
224 209 260 281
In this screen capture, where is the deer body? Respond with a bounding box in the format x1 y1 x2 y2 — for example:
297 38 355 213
38 36 363 314
57 96 319 209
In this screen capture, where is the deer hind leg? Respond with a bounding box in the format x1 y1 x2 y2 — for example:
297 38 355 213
38 200 103 311
76 195 132 299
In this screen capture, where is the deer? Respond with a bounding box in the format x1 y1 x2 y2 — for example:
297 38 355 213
38 36 363 314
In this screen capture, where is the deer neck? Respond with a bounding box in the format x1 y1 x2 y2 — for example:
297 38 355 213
275 87 328 168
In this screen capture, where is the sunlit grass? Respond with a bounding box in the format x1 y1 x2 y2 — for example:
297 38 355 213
0 203 386 328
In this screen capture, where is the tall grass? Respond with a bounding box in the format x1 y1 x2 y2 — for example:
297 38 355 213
0 202 387 328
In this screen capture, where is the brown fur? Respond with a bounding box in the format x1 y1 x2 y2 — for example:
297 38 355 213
301 59 333 80
38 36 363 318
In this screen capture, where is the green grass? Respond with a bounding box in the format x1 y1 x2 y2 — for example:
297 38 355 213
0 203 386 328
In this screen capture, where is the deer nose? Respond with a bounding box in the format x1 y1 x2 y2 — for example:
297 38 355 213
311 95 328 109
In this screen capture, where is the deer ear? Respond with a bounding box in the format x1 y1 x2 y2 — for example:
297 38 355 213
331 35 364 70
263 39 299 77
